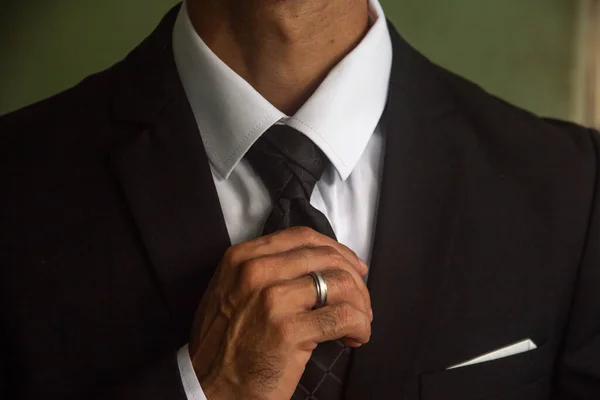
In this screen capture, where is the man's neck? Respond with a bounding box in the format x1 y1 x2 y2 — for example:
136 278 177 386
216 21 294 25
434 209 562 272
186 0 370 115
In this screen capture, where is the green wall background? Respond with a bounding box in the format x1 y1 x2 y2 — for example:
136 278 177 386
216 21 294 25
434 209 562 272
1 0 578 120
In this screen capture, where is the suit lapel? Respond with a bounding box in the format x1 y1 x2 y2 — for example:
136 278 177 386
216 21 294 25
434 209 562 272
345 24 472 399
109 5 230 343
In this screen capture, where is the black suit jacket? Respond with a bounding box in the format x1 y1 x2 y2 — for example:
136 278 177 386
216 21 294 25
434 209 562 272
1 5 599 400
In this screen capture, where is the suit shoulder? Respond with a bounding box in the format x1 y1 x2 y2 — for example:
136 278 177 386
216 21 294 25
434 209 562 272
437 66 598 164
1 63 118 134
0 60 130 168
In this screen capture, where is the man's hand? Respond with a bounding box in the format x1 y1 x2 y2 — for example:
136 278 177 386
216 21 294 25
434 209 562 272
189 227 372 400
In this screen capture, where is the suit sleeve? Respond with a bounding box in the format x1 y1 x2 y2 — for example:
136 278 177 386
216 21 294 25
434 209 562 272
91 350 189 400
552 128 600 398
92 346 210 400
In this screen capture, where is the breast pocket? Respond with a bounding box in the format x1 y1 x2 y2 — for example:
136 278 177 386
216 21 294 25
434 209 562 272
419 343 554 400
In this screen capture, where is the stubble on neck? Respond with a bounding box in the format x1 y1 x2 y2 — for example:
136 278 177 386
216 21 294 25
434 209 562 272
187 0 370 114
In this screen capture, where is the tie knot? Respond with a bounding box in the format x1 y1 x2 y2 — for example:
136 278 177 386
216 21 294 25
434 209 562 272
245 125 329 201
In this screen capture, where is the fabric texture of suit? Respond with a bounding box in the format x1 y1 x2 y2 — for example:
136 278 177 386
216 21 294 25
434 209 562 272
1 5 599 400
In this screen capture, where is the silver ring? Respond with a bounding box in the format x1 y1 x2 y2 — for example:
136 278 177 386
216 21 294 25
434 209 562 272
308 271 328 309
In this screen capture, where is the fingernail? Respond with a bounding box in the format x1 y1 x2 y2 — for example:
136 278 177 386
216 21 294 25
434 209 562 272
369 308 373 320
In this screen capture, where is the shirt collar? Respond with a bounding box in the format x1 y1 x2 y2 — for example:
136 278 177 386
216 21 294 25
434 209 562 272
173 0 392 180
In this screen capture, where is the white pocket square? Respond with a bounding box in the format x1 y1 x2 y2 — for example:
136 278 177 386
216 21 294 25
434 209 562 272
447 339 537 370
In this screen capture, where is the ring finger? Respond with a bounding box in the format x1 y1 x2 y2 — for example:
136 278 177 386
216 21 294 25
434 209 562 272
265 268 370 317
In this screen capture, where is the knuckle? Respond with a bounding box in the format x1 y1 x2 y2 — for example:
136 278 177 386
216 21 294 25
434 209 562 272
328 269 355 297
239 259 263 289
348 249 361 267
255 233 274 247
335 303 356 328
324 246 345 266
360 314 372 342
240 258 260 276
336 269 355 289
260 285 283 311
223 244 243 266
222 246 236 265
294 226 317 242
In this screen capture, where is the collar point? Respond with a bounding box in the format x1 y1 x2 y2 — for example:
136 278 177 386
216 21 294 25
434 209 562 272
208 159 232 181
337 167 353 182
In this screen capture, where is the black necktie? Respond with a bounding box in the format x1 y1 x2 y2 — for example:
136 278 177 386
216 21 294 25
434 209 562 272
245 125 351 400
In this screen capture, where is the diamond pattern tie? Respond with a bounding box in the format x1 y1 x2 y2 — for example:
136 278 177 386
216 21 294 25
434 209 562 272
245 124 350 400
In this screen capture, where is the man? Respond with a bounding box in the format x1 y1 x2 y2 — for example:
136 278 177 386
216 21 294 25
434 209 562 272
1 0 599 398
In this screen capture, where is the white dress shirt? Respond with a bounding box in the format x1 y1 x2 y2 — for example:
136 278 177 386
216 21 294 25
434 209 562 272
171 0 393 398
